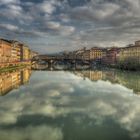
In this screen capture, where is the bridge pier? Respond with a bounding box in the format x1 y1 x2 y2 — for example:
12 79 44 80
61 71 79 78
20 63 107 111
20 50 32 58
47 60 54 69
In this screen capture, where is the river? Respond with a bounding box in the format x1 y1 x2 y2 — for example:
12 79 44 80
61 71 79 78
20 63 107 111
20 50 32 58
0 67 140 140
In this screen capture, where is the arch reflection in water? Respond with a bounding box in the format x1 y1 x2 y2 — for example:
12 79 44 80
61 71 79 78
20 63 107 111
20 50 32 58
0 68 32 96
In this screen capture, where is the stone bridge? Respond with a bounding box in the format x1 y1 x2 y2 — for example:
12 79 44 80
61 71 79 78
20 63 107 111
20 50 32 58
32 55 91 66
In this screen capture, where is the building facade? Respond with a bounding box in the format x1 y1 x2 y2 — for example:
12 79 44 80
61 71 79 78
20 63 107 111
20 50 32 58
11 41 21 62
118 41 140 69
102 47 120 66
0 39 12 63
90 47 103 60
0 38 36 68
82 50 90 61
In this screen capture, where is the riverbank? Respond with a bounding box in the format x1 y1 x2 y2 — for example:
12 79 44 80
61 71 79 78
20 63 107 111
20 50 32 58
0 64 31 73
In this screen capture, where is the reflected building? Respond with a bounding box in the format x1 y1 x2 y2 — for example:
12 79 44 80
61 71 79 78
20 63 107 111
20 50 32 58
0 68 31 96
74 70 103 81
115 71 140 95
117 41 140 70
73 69 140 95
21 69 32 84
74 70 117 82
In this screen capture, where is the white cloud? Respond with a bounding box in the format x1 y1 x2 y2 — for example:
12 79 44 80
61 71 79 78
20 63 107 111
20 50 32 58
59 25 75 35
39 1 56 14
0 23 19 31
45 21 75 35
93 3 120 20
59 13 70 23
46 21 61 30
0 0 20 5
72 2 120 21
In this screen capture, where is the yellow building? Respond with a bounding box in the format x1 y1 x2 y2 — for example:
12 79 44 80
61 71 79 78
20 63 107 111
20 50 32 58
90 47 103 61
19 44 31 62
0 39 12 63
11 41 21 62
23 45 30 61
79 47 103 62
0 38 37 68
118 41 140 69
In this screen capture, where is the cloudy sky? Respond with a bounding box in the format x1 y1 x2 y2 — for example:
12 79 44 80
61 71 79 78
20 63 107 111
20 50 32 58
0 0 140 54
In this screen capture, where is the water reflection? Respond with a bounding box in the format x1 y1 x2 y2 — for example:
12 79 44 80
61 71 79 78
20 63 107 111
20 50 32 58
0 67 140 140
0 68 31 96
73 70 140 95
1 67 139 96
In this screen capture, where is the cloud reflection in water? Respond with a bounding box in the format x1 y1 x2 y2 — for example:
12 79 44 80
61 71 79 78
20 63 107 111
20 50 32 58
0 71 140 139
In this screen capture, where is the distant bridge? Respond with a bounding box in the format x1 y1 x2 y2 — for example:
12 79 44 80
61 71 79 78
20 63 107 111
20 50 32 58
33 55 65 61
33 55 91 63
32 55 92 69
39 55 64 60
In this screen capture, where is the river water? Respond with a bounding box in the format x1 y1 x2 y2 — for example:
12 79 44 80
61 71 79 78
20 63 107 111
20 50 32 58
0 67 140 140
